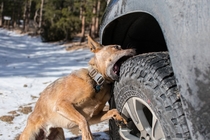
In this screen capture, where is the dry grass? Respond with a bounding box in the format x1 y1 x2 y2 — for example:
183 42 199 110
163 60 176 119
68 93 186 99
0 115 14 123
65 42 88 51
18 106 32 114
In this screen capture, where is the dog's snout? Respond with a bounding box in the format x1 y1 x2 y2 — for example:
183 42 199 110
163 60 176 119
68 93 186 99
129 48 136 55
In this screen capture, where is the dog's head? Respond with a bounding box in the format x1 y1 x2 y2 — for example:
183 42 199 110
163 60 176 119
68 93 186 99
88 36 136 82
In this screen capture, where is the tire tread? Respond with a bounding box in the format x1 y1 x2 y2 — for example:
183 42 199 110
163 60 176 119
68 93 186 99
110 52 190 139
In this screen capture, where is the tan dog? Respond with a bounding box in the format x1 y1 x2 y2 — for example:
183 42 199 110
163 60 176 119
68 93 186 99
19 36 135 140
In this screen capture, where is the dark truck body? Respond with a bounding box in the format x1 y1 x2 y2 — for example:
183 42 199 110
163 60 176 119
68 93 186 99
99 0 210 139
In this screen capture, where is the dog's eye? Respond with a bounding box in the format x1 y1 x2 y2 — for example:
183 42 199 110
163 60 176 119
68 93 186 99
114 45 121 50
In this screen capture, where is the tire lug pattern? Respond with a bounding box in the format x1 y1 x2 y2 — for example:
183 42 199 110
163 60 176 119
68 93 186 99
110 52 190 139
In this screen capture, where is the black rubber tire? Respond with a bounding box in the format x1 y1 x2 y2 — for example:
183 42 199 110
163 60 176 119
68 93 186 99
109 52 190 139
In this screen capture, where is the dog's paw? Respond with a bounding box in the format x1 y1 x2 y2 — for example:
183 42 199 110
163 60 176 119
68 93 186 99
115 119 128 128
111 109 127 126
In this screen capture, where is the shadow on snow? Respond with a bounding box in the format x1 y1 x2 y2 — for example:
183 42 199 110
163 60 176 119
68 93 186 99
0 29 93 77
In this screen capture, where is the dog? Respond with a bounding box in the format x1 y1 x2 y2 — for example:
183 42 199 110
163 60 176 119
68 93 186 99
19 36 135 140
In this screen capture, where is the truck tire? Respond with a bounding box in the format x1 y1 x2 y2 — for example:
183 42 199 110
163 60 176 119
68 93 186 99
109 52 190 140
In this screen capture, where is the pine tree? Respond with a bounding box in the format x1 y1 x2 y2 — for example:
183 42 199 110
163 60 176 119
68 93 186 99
0 0 106 41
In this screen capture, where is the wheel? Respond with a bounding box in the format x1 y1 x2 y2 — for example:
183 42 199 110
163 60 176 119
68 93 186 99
109 52 190 140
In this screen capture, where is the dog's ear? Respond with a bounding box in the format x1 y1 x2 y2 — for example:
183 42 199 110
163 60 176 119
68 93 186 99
88 35 103 53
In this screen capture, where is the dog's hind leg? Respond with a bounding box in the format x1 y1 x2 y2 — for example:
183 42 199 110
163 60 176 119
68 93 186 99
55 101 93 140
19 122 39 140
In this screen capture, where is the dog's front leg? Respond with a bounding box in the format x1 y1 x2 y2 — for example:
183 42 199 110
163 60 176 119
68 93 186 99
89 109 127 125
55 101 93 140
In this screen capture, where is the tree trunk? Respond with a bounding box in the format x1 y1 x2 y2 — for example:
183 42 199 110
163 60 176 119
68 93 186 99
24 0 31 32
79 1 86 42
0 1 3 27
17 0 22 28
81 12 86 42
33 9 39 34
79 6 82 20
22 2 27 32
39 0 44 28
12 1 17 28
95 0 101 36
90 0 97 38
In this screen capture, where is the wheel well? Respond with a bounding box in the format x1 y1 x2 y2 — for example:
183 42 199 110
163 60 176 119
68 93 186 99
101 12 167 54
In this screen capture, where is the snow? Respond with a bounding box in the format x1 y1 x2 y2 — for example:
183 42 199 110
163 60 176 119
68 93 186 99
0 29 109 140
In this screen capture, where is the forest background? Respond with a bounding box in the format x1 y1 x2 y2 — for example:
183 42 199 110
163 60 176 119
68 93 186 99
0 0 107 42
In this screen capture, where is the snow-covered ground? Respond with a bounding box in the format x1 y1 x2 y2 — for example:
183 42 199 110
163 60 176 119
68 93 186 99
0 29 109 140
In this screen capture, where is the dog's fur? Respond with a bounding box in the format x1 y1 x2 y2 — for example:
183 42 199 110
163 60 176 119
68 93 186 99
19 36 135 140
